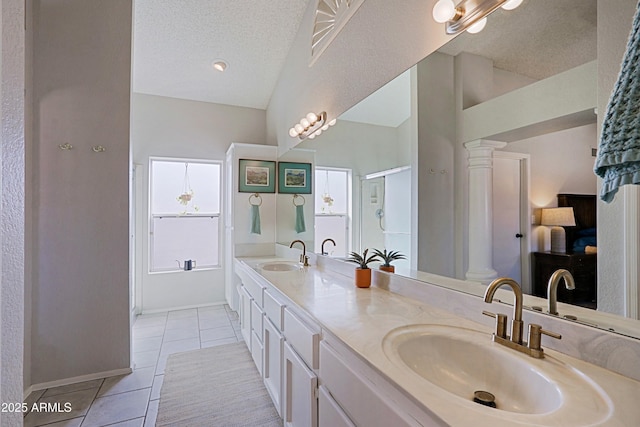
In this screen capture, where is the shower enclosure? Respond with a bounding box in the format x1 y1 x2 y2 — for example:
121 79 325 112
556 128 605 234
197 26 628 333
360 166 411 270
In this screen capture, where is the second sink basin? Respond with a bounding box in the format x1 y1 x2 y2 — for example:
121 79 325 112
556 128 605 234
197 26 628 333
382 324 611 423
256 261 301 272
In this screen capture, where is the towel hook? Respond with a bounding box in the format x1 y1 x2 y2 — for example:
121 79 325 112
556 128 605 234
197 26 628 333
249 193 262 206
92 145 106 153
293 194 305 206
58 143 73 150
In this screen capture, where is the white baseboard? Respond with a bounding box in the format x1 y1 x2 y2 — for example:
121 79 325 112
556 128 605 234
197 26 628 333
141 301 227 315
25 367 132 399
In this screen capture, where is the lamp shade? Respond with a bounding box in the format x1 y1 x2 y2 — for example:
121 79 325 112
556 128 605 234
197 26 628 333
540 207 576 227
541 207 576 253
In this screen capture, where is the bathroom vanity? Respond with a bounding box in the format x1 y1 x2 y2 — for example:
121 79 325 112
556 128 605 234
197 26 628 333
234 254 640 426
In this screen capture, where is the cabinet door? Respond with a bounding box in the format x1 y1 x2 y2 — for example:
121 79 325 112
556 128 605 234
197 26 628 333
283 341 318 427
318 386 355 427
240 286 252 347
264 318 284 417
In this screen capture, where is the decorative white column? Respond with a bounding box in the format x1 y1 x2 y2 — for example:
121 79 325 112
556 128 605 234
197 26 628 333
465 140 507 283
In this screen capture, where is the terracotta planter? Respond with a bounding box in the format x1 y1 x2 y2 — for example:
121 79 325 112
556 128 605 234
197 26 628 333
379 265 395 273
354 268 372 288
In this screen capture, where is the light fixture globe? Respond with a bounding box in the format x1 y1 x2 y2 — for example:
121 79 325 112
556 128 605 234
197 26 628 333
466 17 487 34
501 0 523 10
294 124 304 134
289 128 298 138
432 0 457 23
306 112 318 124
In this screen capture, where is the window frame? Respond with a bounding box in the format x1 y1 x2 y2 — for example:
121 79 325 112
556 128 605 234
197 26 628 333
314 166 352 257
148 157 224 273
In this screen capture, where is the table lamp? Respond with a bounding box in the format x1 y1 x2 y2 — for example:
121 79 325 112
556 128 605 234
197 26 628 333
540 207 576 253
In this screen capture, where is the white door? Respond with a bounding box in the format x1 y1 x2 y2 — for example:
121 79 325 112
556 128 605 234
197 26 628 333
492 154 528 288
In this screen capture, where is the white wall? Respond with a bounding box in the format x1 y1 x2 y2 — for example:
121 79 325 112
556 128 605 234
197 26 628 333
416 53 456 277
29 0 132 386
1 0 25 419
131 94 269 312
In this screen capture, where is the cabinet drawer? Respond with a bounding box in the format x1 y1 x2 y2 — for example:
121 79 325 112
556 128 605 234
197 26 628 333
318 386 355 427
284 308 320 370
251 299 264 342
264 289 286 331
243 275 264 307
320 342 420 427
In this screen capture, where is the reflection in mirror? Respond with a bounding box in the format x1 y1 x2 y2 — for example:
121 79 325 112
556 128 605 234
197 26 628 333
280 0 640 340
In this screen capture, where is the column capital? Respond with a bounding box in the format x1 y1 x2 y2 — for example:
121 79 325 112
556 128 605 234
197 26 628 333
464 139 507 152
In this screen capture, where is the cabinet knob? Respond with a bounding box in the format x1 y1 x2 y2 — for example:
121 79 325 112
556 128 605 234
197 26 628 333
515 233 523 238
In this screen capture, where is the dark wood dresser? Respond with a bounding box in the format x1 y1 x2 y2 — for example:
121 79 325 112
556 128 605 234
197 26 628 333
532 251 597 308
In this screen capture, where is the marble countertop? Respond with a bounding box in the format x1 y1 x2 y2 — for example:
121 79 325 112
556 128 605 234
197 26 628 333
236 256 640 426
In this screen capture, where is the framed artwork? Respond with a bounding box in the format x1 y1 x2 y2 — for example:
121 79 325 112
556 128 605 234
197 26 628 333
239 159 276 193
278 162 312 194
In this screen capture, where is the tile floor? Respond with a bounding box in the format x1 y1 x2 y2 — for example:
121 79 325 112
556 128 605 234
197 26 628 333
24 305 241 427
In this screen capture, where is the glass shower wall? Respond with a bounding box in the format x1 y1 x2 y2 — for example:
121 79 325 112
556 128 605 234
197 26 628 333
360 168 411 269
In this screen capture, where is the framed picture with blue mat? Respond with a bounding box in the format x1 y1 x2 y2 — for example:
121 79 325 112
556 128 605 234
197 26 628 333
239 159 276 193
278 162 312 194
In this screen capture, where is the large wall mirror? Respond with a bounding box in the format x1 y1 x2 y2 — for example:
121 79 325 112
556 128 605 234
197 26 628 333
277 0 640 339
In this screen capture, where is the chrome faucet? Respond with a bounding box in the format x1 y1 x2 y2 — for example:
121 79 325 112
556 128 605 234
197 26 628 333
483 277 561 359
483 277 524 345
321 238 336 255
547 269 575 315
290 240 309 266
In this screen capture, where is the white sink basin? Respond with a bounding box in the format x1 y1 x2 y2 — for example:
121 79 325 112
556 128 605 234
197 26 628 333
256 261 301 272
383 324 611 422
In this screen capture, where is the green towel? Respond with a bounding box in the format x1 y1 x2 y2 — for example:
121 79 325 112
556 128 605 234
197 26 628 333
295 204 306 233
594 0 640 202
250 204 261 235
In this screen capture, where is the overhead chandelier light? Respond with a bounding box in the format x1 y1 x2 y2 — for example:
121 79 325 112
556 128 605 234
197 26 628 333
432 0 523 35
288 111 337 140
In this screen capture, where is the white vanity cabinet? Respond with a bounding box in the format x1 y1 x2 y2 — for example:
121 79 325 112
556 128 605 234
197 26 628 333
284 341 318 427
282 307 321 427
263 289 286 416
318 386 355 427
319 337 445 427
239 286 252 346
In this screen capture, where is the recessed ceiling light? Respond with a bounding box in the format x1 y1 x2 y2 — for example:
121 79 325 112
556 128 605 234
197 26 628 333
212 60 228 72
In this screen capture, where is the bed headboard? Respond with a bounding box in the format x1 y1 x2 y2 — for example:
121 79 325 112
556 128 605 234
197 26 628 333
557 193 596 253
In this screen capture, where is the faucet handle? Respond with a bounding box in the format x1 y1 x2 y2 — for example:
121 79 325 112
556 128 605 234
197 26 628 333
482 310 508 339
528 324 561 353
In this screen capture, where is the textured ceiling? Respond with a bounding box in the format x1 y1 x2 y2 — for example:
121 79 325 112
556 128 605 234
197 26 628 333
439 0 597 81
132 0 596 116
133 0 310 109
335 0 597 128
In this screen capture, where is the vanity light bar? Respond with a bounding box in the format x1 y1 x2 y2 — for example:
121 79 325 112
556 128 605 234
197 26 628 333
288 112 337 141
432 0 523 35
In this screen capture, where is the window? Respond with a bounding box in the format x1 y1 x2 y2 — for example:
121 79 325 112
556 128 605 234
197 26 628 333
150 159 222 272
314 167 351 257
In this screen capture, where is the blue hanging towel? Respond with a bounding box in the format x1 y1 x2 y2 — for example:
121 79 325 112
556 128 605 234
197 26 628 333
250 204 261 235
594 1 640 202
295 204 306 233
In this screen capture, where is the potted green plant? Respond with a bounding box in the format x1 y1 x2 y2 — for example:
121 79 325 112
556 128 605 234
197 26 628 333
373 248 406 273
346 249 379 288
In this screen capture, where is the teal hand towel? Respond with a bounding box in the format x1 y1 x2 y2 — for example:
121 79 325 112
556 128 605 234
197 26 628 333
295 204 306 233
594 1 640 202
250 204 261 235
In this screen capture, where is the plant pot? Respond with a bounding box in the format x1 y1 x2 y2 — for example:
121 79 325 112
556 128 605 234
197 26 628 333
379 265 395 273
354 268 372 288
